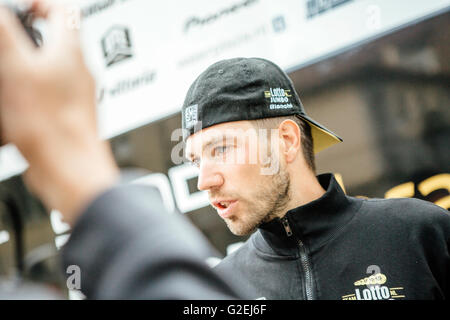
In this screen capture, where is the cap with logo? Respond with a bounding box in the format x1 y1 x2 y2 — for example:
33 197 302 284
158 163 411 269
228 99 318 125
182 57 342 153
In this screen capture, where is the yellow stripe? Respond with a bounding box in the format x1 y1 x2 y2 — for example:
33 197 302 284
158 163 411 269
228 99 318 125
384 182 414 199
435 195 450 210
418 174 450 196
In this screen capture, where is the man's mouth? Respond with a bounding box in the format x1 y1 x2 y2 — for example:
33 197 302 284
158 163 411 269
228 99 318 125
212 200 238 218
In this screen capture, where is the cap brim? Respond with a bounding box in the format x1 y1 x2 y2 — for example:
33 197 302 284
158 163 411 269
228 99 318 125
296 115 343 154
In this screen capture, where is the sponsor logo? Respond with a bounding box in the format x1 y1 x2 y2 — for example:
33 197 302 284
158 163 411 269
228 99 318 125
183 0 259 33
185 104 199 128
354 273 386 286
306 0 353 19
101 26 133 67
264 88 293 110
96 70 157 105
272 16 286 33
81 0 133 19
82 0 115 19
341 266 405 300
177 25 267 68
109 71 156 96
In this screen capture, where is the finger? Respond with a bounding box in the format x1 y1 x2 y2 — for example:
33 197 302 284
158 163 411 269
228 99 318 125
43 1 81 48
0 6 35 60
29 0 51 19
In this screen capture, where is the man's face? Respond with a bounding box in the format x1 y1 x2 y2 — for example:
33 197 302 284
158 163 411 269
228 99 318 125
185 120 291 236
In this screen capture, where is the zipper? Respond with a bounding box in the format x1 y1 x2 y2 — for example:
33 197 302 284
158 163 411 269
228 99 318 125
281 217 293 236
281 217 315 300
297 239 314 300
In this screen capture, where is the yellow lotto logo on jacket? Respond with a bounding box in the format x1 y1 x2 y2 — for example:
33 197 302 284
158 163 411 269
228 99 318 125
342 267 405 300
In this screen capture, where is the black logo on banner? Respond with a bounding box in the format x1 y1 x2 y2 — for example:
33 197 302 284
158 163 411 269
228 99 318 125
95 70 157 105
272 16 286 33
306 0 353 19
81 0 134 20
183 0 259 33
101 26 133 67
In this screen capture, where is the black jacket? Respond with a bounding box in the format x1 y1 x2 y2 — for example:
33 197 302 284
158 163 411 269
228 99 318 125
215 174 450 300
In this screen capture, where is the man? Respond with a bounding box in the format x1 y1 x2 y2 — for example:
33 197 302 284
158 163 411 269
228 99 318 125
182 57 450 300
0 1 242 299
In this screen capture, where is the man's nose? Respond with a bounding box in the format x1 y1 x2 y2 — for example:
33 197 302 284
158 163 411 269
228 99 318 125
197 161 224 191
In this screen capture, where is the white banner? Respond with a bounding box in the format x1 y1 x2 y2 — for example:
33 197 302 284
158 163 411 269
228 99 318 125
0 0 448 180
80 0 449 140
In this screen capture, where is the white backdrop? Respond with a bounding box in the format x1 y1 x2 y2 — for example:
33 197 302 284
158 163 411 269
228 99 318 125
0 0 449 180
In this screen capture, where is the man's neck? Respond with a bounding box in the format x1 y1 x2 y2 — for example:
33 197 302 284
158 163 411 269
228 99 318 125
276 169 326 219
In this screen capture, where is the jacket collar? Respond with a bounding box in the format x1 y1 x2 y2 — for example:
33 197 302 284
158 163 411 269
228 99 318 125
253 173 362 257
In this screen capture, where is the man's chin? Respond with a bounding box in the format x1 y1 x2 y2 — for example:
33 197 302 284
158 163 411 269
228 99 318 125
225 220 258 236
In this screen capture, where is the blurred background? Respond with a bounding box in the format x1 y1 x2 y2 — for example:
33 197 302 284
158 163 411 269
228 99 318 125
0 0 449 297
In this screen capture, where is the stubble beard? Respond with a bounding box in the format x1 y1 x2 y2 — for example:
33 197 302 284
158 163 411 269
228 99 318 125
225 168 291 236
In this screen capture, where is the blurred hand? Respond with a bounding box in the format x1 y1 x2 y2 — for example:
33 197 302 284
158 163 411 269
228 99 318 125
0 0 119 225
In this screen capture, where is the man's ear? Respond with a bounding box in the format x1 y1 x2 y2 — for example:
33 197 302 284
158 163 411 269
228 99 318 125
278 119 301 164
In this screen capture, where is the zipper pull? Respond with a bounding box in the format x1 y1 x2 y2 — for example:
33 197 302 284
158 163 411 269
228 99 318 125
281 217 293 237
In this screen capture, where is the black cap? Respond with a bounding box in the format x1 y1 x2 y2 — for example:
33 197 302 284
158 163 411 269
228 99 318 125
182 57 342 153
